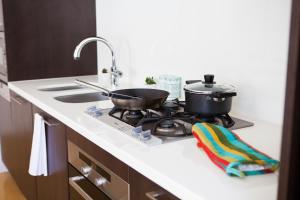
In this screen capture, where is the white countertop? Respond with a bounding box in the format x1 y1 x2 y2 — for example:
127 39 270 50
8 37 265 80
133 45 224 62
8 75 282 200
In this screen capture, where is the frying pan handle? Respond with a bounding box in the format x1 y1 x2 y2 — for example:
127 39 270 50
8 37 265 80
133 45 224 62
75 79 111 94
74 79 143 100
209 92 237 98
185 80 202 84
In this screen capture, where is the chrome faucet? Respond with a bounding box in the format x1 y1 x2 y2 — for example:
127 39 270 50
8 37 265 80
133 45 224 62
73 37 122 88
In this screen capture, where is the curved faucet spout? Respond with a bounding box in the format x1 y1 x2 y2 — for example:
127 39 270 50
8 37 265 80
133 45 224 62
73 37 122 87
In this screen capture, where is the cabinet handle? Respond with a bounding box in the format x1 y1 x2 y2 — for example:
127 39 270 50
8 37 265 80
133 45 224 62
145 191 165 200
11 96 26 105
37 114 60 127
69 176 95 200
43 118 60 127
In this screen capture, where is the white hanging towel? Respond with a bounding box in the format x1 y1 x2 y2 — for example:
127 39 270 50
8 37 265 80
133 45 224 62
28 113 48 176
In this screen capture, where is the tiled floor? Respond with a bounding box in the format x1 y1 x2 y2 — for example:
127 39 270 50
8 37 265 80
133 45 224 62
0 172 26 200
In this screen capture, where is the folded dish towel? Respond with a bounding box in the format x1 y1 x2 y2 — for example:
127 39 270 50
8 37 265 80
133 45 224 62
192 123 279 177
28 113 48 176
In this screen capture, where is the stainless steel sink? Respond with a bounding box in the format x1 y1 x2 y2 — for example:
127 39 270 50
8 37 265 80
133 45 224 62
38 85 85 91
54 92 109 103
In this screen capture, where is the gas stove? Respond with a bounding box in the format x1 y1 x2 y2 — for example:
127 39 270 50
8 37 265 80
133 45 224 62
85 101 254 146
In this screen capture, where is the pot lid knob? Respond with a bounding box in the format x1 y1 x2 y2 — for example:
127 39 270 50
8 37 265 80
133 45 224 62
204 74 215 84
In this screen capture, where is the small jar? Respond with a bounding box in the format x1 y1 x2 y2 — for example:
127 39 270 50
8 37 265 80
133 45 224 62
158 75 182 100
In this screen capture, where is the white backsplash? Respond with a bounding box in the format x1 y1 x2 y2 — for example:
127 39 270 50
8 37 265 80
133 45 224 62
96 0 291 125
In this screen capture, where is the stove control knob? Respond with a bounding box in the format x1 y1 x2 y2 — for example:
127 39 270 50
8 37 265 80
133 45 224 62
94 177 107 187
140 130 152 141
81 166 92 174
132 126 143 138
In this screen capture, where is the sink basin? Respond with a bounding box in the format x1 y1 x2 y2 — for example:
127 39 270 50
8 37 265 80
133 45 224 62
38 85 85 91
54 92 109 103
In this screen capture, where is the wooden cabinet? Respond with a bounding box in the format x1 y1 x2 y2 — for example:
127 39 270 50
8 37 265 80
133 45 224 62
2 0 97 82
130 169 180 200
2 95 69 200
0 94 11 169
9 92 37 200
32 106 69 200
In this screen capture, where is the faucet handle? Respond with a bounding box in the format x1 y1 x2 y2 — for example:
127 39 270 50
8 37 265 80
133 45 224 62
110 69 123 88
111 69 123 77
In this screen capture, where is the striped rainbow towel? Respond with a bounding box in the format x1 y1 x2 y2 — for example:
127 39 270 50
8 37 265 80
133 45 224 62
192 123 279 177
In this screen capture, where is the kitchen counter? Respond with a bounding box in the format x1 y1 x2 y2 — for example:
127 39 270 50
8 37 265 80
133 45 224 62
8 76 282 200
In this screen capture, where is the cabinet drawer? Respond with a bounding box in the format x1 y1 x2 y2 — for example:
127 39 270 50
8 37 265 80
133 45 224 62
66 127 129 183
130 169 180 200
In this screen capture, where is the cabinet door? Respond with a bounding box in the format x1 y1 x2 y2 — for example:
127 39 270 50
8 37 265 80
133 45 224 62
2 0 97 81
32 107 69 200
10 92 37 200
129 169 180 200
0 94 11 169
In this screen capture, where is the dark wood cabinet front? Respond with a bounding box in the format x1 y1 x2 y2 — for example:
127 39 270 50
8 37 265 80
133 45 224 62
32 106 69 200
0 95 12 171
2 95 69 200
130 169 180 200
2 0 97 81
9 92 37 200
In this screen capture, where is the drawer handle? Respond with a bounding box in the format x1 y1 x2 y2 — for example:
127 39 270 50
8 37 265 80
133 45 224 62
145 191 165 200
69 176 95 200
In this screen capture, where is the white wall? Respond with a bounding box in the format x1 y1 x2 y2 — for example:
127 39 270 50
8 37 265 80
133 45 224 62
96 0 291 125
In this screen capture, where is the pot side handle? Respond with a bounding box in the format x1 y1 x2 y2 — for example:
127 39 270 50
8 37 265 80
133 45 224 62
209 92 237 98
185 80 202 84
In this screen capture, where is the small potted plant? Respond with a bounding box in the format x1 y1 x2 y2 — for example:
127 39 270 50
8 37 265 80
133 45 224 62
145 76 157 88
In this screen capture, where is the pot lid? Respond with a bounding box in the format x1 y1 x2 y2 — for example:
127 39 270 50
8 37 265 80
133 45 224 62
184 74 235 94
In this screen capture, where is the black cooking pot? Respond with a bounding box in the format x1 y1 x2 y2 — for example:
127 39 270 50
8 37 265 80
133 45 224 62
184 74 236 117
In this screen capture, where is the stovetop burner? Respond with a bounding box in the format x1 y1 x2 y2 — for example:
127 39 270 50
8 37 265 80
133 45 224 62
161 101 180 111
159 119 176 128
109 105 193 138
151 117 190 137
125 110 144 120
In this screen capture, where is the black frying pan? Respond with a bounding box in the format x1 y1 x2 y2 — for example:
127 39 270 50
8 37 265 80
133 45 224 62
111 88 169 110
75 79 169 110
